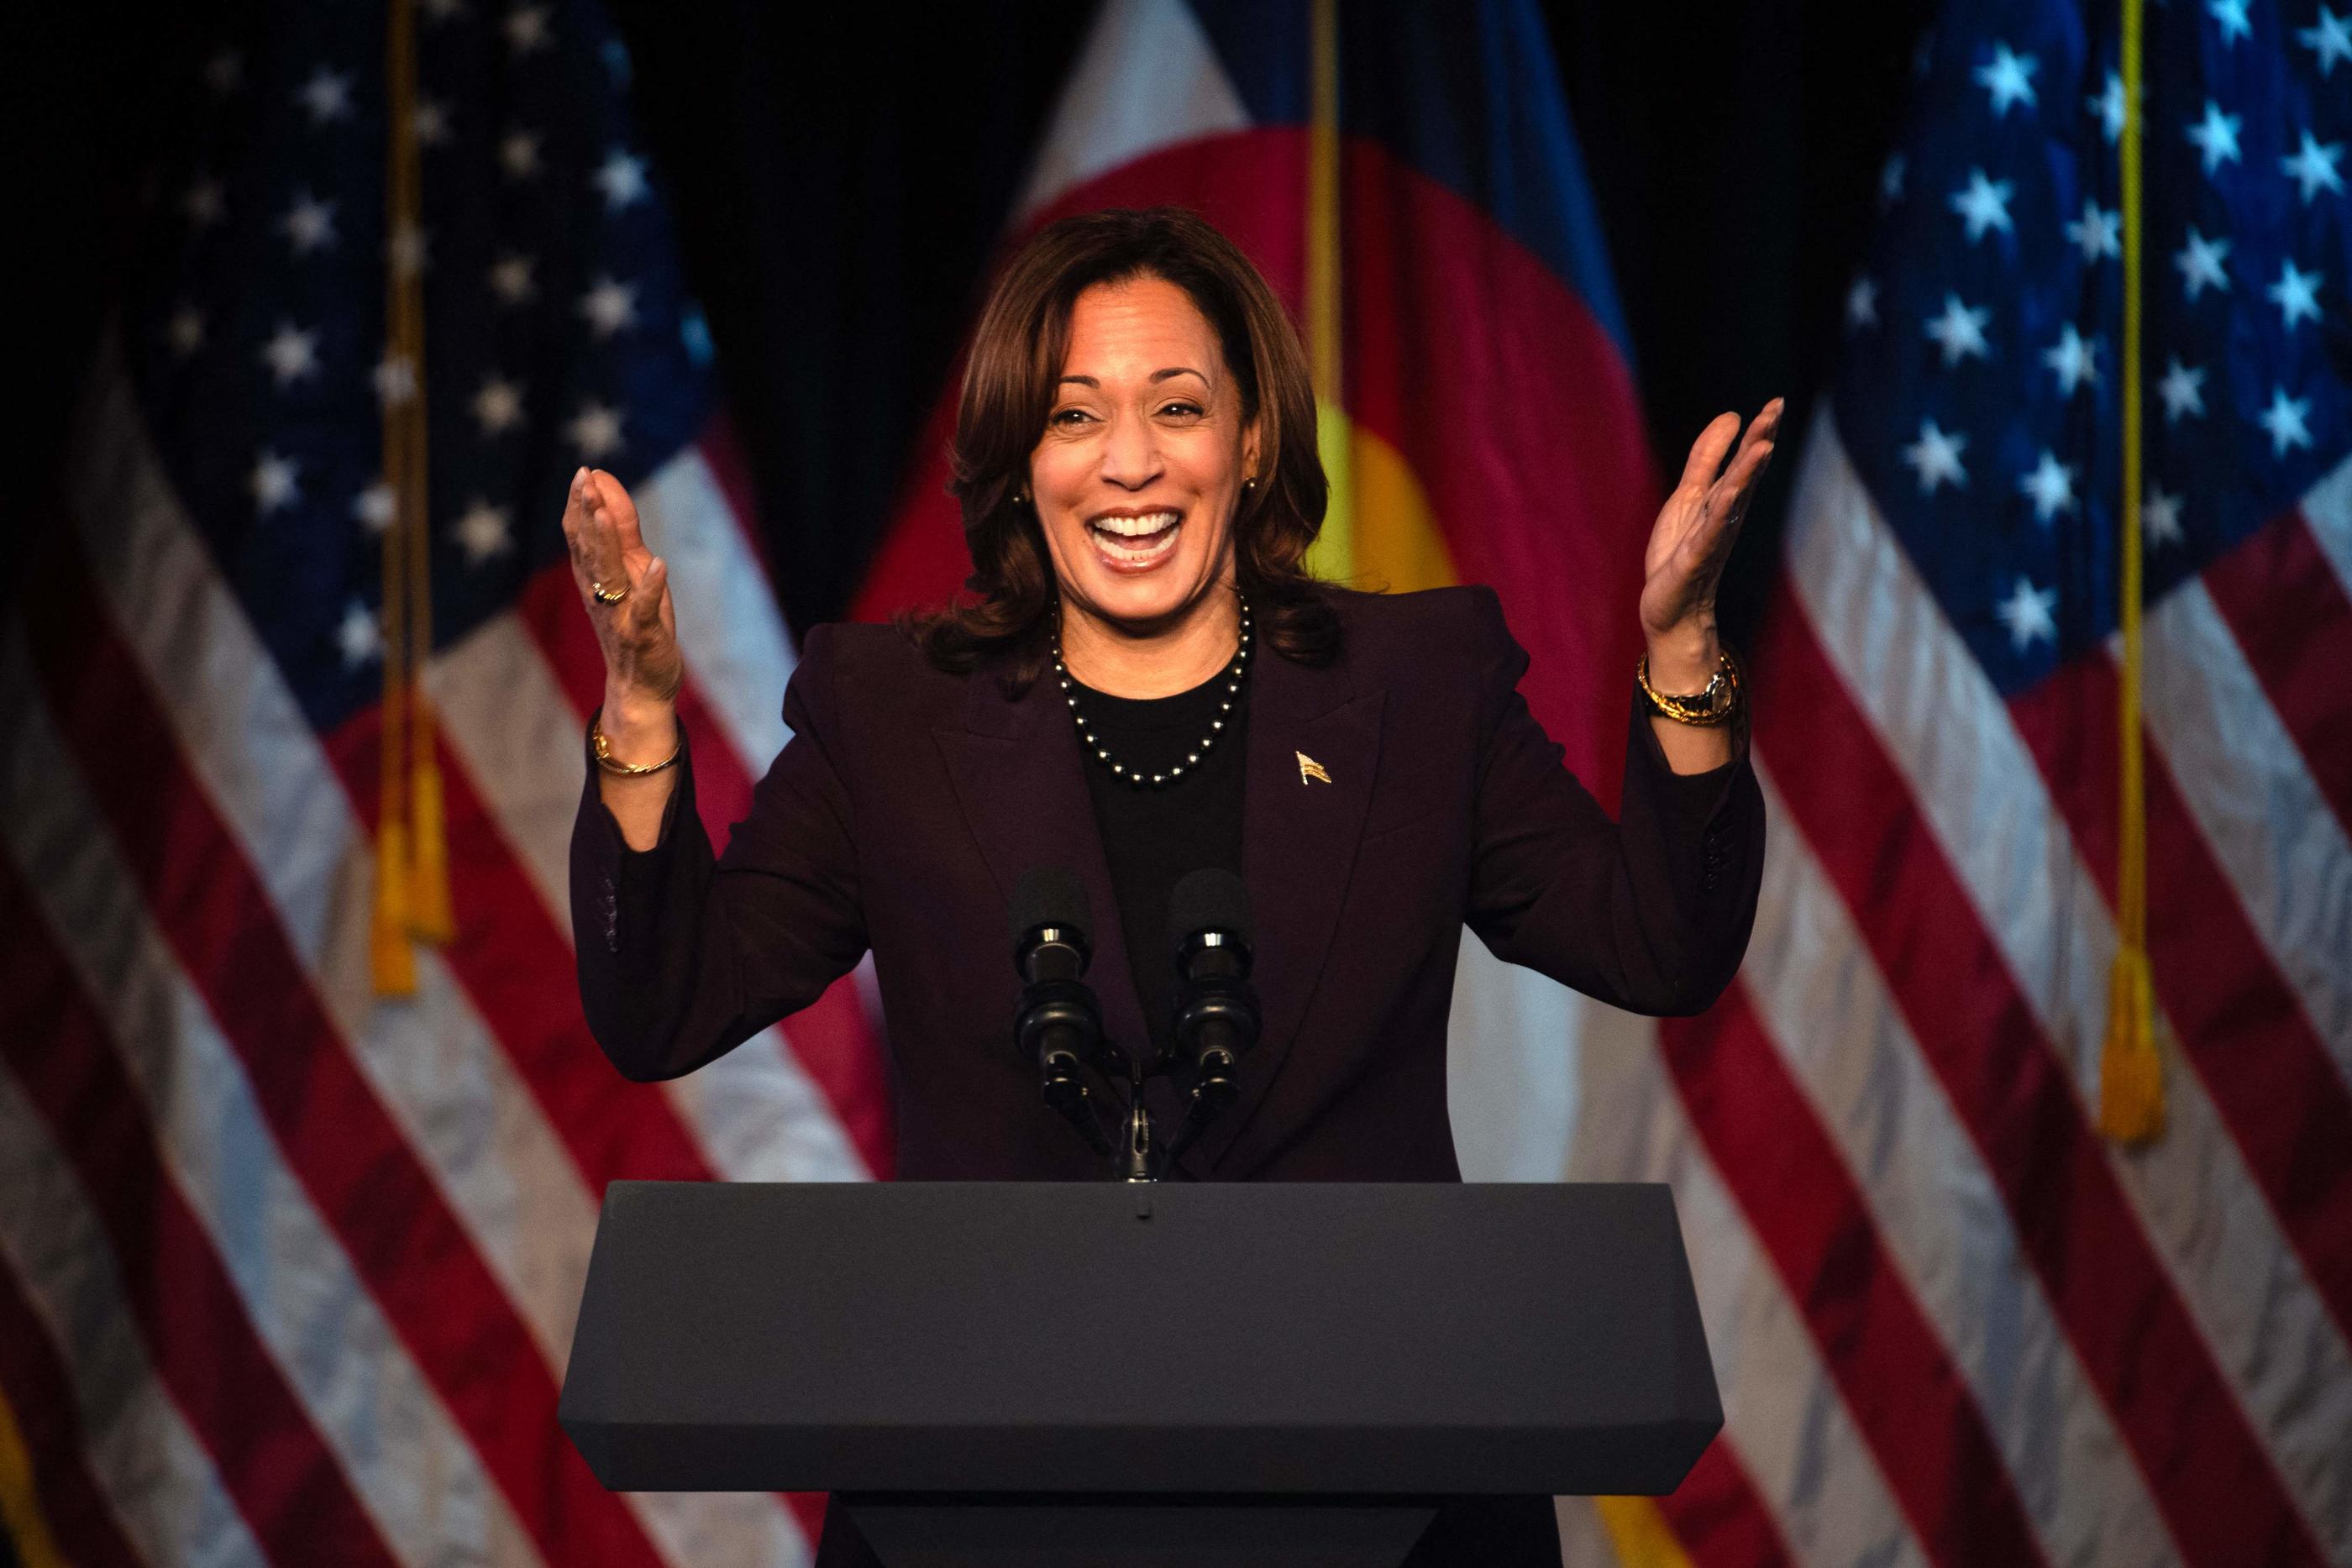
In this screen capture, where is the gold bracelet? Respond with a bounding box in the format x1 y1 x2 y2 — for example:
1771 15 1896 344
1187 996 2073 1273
591 715 682 775
1637 647 1743 728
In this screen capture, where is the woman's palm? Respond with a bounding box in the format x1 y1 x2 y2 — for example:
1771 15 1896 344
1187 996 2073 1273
561 468 684 702
1641 400 1781 642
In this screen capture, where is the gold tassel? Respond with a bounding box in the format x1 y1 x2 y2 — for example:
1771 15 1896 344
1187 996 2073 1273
371 820 418 994
406 695 454 942
2097 0 2162 1143
2098 945 2163 1143
1593 1496 1694 1568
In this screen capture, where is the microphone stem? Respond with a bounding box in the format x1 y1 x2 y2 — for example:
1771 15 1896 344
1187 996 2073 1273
1118 1095 1157 1183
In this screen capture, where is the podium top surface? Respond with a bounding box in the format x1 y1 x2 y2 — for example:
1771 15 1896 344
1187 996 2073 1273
560 1181 1719 1496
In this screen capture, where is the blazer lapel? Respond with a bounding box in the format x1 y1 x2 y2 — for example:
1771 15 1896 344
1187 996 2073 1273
934 669 1151 1063
1191 644 1383 1174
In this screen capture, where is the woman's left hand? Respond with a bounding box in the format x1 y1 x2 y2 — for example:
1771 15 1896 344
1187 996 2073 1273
1640 398 1783 680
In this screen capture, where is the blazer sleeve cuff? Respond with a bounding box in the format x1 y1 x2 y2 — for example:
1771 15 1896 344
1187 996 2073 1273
1625 685 1751 830
576 710 700 979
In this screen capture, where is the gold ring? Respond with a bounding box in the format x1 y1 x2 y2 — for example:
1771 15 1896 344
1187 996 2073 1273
591 579 630 606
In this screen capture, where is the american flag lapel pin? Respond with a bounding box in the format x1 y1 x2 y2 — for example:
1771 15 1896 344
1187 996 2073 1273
1296 751 1333 785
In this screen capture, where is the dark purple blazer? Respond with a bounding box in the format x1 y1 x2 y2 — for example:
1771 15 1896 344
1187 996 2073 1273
572 584 1764 1184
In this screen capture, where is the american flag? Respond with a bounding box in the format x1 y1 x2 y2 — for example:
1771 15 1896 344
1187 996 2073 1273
1557 2 2352 1564
0 1 888 1563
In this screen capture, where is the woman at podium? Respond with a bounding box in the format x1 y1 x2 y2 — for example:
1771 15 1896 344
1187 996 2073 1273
564 206 1768 1565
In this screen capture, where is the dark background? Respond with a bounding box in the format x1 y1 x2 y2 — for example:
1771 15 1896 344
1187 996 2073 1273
12 2 1932 648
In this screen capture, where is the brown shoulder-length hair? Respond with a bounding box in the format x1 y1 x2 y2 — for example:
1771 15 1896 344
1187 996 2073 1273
908 206 1339 685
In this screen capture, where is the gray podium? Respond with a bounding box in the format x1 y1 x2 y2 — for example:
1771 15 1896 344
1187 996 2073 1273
559 1181 1720 1567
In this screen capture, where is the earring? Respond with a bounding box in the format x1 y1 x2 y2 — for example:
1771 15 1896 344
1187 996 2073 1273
1243 475 1257 491
1011 490 1027 506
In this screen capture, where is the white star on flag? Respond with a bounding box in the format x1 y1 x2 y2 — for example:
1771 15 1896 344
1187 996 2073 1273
280 191 338 255
2041 324 2101 396
1994 575 2060 651
2302 5 2352 74
249 449 301 512
1973 42 2039 116
505 4 553 53
412 98 452 149
354 481 396 533
2158 356 2208 422
1902 419 1969 494
2208 0 2252 44
2267 259 2323 331
387 222 430 280
260 322 320 386
454 499 515 564
165 305 205 357
579 276 640 338
1949 168 2015 242
2018 450 2078 522
595 149 650 212
1845 275 1879 330
2187 100 2243 176
473 376 525 435
337 600 382 668
2142 487 2186 548
1923 293 1992 366
501 130 542 180
2089 71 2126 143
1878 154 1904 207
296 66 354 125
2258 385 2314 455
374 354 418 406
2282 130 2345 202
488 253 537 305
569 401 626 459
2175 228 2232 299
2066 198 2120 263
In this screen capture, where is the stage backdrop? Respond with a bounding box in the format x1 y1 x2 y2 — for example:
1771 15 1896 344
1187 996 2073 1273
3 3 2350 1568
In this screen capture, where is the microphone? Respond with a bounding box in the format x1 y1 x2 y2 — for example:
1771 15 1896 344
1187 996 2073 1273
1164 870 1261 1158
1009 867 1113 1156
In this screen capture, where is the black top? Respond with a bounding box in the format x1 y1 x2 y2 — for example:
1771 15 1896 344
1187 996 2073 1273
1067 664 1250 1067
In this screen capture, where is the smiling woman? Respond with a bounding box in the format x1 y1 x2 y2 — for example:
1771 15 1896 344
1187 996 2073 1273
915 207 1336 700
561 205 1772 1568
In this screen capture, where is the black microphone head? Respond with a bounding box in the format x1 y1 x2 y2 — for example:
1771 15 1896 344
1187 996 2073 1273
1168 868 1252 962
1011 866 1093 973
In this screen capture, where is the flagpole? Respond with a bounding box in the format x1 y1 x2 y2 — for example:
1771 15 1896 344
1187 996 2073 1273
2100 0 2162 1143
1305 0 1357 583
372 0 453 997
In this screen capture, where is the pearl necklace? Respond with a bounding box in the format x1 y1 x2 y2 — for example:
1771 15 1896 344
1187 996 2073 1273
1053 596 1252 790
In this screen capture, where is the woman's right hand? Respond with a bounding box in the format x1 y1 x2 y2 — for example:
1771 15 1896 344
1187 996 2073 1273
562 467 683 724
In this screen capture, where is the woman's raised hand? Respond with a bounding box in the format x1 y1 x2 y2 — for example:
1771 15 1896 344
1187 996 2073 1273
1640 398 1782 677
562 467 683 715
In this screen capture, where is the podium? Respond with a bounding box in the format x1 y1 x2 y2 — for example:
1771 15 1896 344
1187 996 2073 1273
559 1181 1720 1567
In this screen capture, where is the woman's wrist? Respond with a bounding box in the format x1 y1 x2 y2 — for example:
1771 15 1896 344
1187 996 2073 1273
1643 621 1722 695
598 684 679 763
